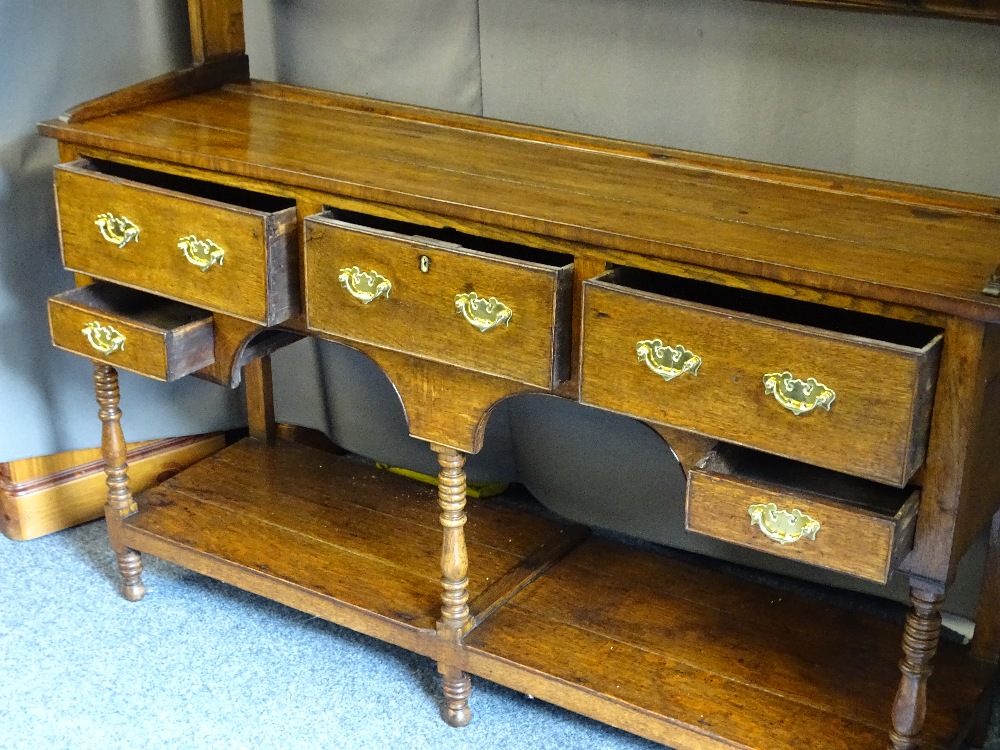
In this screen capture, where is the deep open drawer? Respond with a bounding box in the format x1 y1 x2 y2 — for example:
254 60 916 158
54 158 298 326
581 267 943 486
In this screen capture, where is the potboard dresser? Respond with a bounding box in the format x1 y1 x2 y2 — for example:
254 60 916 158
39 3 1000 749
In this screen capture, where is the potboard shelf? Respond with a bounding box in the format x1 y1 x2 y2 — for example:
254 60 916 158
119 437 995 750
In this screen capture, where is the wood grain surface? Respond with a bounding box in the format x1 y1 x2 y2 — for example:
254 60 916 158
305 214 572 389
121 438 581 653
55 159 297 325
687 447 919 582
581 269 941 486
48 282 214 381
466 537 994 750
37 82 1000 322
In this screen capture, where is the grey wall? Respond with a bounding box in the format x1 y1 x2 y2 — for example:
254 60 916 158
5 0 998 615
0 1 245 463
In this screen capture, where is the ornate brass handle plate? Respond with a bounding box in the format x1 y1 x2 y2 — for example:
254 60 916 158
338 266 392 304
94 213 139 248
81 320 126 356
455 292 512 332
636 340 701 381
178 235 225 271
748 502 820 545
762 371 836 416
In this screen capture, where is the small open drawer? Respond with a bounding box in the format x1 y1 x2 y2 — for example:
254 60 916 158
686 444 919 583
54 158 298 326
48 282 215 382
304 209 573 389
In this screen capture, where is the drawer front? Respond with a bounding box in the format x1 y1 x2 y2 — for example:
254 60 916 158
48 283 214 382
55 160 297 326
686 447 919 583
304 215 572 388
581 275 941 486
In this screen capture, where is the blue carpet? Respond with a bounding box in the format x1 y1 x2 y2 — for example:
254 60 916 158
0 519 661 750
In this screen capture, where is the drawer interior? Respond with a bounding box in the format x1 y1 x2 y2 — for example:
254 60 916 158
56 281 213 330
699 443 916 518
79 158 296 214
320 207 574 269
598 267 940 350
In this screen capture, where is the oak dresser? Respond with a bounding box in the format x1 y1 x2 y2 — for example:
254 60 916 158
40 3 1000 748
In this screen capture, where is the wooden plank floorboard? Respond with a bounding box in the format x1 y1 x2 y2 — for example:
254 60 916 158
466 605 889 750
127 485 442 630
204 439 566 558
160 446 524 594
465 540 992 750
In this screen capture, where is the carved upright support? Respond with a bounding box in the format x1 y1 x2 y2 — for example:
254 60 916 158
890 586 944 750
432 444 472 727
93 364 145 602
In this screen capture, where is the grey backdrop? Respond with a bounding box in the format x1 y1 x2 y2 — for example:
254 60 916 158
3 0 998 616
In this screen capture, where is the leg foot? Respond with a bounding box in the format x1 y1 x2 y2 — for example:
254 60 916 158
116 548 146 602
439 664 472 727
890 585 944 750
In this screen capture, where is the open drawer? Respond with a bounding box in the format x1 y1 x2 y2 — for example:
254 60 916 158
581 267 943 486
304 210 573 389
686 444 919 583
48 282 215 382
54 158 298 326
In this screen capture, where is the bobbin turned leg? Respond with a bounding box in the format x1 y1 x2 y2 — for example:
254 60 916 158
432 444 473 727
93 363 145 602
889 585 944 750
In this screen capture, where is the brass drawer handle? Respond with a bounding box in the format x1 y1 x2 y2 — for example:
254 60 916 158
455 292 512 332
762 371 835 416
637 340 701 381
81 320 126 355
94 213 139 248
178 235 225 271
748 502 820 545
338 266 392 304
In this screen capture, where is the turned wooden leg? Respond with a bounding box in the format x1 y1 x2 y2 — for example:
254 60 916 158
890 585 944 750
432 444 472 727
94 363 145 602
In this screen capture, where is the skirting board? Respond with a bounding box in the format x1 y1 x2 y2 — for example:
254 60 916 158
0 433 227 541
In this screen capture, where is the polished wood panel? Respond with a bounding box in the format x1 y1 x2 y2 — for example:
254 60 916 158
60 56 249 124
581 268 942 485
242 356 275 441
49 282 214 381
37 82 1000 322
187 0 245 62
305 213 572 389
0 433 225 541
120 438 582 651
465 538 993 750
687 446 919 583
55 159 297 325
345 343 544 453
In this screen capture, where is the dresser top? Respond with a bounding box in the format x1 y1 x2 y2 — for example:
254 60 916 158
40 80 1000 322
